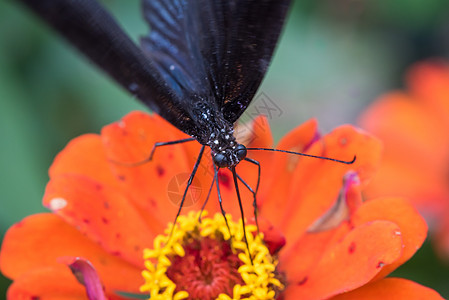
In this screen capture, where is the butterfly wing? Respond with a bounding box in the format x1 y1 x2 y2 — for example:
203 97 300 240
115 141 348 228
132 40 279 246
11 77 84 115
21 0 290 136
19 0 199 132
141 1 210 101
141 0 291 124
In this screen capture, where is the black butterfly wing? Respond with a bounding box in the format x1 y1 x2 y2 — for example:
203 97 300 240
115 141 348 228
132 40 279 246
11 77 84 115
141 0 291 124
141 1 210 102
20 0 291 137
18 0 198 132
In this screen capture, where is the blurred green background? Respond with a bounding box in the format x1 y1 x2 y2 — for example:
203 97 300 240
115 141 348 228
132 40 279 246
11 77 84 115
1 0 449 298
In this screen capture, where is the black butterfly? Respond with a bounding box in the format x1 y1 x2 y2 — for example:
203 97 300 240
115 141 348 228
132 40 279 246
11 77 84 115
19 0 354 257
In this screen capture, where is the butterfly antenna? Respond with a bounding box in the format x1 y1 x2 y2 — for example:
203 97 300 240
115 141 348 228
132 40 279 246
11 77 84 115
246 147 356 164
231 167 254 265
109 138 196 167
168 145 205 241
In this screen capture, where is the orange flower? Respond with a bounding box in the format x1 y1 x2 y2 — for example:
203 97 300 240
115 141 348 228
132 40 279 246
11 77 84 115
0 111 442 299
358 61 449 259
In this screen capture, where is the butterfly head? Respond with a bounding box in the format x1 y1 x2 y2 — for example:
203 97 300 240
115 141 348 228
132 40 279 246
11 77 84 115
212 143 247 168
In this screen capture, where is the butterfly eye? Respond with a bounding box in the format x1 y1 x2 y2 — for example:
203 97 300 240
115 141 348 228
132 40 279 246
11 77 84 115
213 152 229 168
235 144 247 161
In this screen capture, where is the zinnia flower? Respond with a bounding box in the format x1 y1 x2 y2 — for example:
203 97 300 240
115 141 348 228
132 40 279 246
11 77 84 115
358 60 449 260
0 111 442 299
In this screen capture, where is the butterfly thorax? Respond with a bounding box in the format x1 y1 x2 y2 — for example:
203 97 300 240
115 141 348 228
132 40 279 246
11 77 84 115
190 101 247 168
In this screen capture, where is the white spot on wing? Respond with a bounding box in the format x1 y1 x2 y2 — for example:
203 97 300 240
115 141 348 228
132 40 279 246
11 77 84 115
128 83 139 92
49 197 67 211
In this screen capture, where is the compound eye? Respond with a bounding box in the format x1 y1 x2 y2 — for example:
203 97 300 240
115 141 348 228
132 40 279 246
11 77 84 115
235 144 247 160
213 152 229 168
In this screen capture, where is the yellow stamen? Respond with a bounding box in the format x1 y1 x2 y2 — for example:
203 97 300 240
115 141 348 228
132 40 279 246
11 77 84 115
140 211 283 299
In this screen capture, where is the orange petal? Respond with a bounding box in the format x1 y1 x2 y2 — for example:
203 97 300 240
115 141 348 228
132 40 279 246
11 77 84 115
42 174 157 267
259 119 319 226
280 172 363 280
236 115 274 150
280 224 351 286
256 216 286 255
331 277 443 300
307 171 362 232
359 92 449 163
277 125 381 248
364 156 449 216
101 111 209 226
359 92 449 213
49 134 118 189
407 61 449 129
6 265 87 300
0 214 142 294
283 221 403 300
352 197 427 280
6 264 127 300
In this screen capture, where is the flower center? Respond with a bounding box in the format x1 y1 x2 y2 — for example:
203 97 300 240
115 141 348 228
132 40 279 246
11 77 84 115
166 235 243 299
140 211 283 300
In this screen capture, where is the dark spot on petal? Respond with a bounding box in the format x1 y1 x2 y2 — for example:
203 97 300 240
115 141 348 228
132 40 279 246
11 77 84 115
149 198 157 208
117 175 126 181
218 171 231 190
134 245 141 251
115 233 121 239
104 201 110 209
297 276 308 286
82 218 90 224
102 217 109 224
121 129 128 136
31 296 40 300
168 152 174 160
111 251 121 257
347 220 355 230
348 242 356 254
95 184 103 191
377 261 385 268
156 165 165 177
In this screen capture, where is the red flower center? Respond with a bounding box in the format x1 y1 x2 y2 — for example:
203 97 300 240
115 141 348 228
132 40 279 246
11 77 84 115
166 236 244 299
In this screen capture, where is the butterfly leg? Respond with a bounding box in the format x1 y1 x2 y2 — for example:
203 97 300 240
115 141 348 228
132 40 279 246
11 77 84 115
169 145 205 239
198 174 215 223
243 157 261 233
231 167 254 265
235 173 260 236
109 137 196 166
149 137 196 161
214 164 232 235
